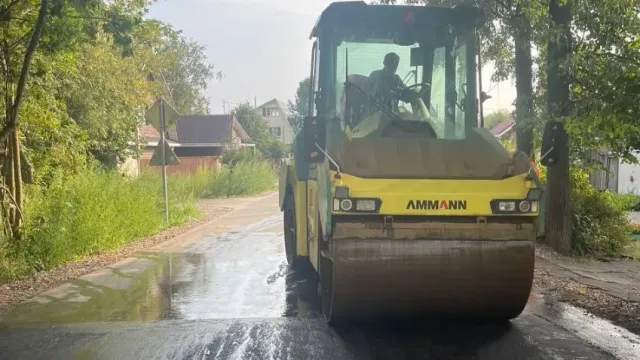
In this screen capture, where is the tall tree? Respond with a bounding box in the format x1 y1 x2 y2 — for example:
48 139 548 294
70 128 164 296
287 77 310 134
544 0 573 255
0 0 151 238
232 102 271 151
134 20 221 115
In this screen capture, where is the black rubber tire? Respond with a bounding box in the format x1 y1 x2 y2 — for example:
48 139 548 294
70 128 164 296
284 191 301 270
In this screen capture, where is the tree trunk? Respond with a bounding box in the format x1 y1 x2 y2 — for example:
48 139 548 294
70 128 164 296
0 0 48 144
11 129 22 235
0 0 48 239
545 0 573 255
513 7 534 158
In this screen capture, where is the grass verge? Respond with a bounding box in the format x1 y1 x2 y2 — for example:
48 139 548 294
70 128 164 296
0 159 276 284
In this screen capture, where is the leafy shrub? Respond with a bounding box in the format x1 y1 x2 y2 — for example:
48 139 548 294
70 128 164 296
7 170 197 275
209 160 276 198
570 167 633 256
221 146 263 166
0 159 276 283
613 193 640 211
261 139 289 159
170 157 277 199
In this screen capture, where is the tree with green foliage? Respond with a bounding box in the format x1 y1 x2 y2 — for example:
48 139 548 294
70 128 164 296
232 102 271 149
133 20 221 115
484 109 512 129
287 77 310 134
232 102 288 159
0 0 152 238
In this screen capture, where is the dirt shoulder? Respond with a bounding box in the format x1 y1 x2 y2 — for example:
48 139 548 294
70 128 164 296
534 245 640 335
0 192 276 314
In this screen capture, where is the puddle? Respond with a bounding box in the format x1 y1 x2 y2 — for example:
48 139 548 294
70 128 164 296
0 214 321 327
526 293 640 360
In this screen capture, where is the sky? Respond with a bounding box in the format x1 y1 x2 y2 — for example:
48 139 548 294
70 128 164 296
148 0 516 115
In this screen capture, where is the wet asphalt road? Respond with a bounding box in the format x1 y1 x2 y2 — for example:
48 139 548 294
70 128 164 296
1 194 639 360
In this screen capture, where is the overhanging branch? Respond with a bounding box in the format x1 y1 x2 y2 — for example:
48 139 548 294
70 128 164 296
0 0 48 144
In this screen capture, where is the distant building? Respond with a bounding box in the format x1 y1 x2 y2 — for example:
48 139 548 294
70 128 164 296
135 114 254 176
255 98 294 145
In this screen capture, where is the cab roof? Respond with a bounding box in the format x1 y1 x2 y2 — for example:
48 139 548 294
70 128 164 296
310 1 485 39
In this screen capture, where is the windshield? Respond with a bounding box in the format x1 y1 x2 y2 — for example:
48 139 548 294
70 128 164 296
333 37 470 140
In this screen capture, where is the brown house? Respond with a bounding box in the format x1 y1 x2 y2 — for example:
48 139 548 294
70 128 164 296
138 114 254 175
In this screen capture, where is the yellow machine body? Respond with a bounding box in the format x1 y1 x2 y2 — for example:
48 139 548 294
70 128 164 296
278 1 542 323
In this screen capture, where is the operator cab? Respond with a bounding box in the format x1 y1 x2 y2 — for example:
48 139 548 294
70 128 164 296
308 2 483 140
301 3 529 180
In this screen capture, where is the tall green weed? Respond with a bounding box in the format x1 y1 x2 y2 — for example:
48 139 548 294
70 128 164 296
0 158 276 283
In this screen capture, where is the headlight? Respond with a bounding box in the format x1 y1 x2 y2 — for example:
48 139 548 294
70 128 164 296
518 200 531 212
333 197 381 213
340 199 353 211
492 199 538 214
498 201 516 212
355 199 376 212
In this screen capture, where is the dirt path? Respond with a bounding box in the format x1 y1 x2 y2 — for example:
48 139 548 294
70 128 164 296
0 192 276 314
534 245 640 335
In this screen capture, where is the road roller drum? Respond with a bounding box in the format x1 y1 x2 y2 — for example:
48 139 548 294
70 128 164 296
319 220 536 322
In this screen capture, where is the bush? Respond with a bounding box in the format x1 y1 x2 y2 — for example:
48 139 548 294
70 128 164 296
261 139 289 159
209 160 276 198
221 146 262 166
570 167 633 256
170 157 277 199
613 193 640 211
0 159 274 283
2 170 198 278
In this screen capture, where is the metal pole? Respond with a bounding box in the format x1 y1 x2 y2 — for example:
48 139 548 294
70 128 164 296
160 98 169 224
477 31 485 128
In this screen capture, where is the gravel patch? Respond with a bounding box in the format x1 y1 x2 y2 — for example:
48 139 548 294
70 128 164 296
0 200 233 314
534 244 640 335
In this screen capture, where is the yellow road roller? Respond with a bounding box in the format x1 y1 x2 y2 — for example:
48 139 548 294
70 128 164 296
279 1 544 323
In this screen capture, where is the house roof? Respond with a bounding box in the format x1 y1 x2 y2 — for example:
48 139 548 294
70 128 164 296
489 119 516 138
257 98 288 112
140 124 160 141
255 98 292 131
174 115 250 144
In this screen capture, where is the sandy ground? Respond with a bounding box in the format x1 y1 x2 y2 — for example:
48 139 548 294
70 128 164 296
0 193 275 314
534 244 640 334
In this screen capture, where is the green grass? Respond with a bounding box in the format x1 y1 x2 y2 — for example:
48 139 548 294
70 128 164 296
0 159 277 284
625 242 640 259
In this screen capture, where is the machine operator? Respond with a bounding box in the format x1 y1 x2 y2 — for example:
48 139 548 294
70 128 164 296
368 52 416 112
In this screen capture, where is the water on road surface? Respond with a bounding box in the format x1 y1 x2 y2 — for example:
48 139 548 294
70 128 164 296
1 193 639 360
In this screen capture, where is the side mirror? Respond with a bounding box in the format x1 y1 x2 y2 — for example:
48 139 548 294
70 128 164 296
303 115 326 163
410 47 423 67
480 91 491 103
540 121 567 167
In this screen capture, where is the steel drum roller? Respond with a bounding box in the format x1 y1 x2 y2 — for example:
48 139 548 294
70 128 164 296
320 222 535 322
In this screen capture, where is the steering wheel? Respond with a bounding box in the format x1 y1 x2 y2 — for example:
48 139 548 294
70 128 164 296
406 82 431 97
